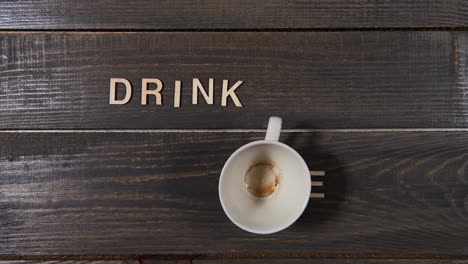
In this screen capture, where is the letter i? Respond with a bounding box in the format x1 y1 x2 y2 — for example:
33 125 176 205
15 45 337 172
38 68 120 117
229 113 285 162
174 80 182 107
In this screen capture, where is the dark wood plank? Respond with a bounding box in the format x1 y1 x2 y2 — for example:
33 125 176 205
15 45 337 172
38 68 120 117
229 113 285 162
0 262 135 264
141 260 190 264
1 132 467 255
0 260 189 264
195 260 468 264
141 261 190 264
0 31 466 129
0 0 468 29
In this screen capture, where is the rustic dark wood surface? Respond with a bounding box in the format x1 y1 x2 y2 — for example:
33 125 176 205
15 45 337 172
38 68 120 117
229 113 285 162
2 260 468 264
0 261 189 264
1 0 468 29
0 262 135 264
139 259 189 264
2 1 468 262
0 132 467 255
141 260 190 264
1 31 466 129
195 260 468 264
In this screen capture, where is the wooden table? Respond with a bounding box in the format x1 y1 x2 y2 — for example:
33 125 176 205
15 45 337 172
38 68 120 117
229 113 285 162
1 1 467 263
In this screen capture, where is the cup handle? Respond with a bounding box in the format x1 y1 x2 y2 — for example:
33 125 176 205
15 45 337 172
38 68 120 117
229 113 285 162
265 116 282 141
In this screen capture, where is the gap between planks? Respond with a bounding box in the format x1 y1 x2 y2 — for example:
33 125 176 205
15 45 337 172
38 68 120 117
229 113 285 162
2 128 468 133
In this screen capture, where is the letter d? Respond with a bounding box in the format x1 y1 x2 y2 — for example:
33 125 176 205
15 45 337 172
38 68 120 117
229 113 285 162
109 78 132 105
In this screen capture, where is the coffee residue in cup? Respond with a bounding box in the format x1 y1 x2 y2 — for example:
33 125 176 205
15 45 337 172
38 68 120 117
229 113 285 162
244 161 281 197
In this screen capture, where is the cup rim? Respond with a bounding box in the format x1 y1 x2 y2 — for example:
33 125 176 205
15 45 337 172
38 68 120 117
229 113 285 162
218 140 311 234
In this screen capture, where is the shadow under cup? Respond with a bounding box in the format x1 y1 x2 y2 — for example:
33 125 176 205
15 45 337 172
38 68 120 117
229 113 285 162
219 140 311 234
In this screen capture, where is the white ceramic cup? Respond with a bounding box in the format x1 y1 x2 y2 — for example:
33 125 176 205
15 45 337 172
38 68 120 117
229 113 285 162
219 116 311 234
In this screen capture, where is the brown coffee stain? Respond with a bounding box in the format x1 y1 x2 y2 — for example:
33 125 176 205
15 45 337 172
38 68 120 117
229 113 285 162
244 161 281 197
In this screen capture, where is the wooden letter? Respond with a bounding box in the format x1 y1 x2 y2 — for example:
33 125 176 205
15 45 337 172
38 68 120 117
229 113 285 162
192 78 214 105
142 78 163 105
221 80 243 107
174 80 182 108
109 78 132 105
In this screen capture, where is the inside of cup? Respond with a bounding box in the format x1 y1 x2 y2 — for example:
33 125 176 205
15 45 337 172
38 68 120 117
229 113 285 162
219 142 311 234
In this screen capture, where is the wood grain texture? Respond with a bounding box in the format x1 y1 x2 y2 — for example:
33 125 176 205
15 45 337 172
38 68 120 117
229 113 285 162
0 132 467 255
1 0 468 29
1 31 466 129
141 260 190 264
195 260 468 264
0 262 135 264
